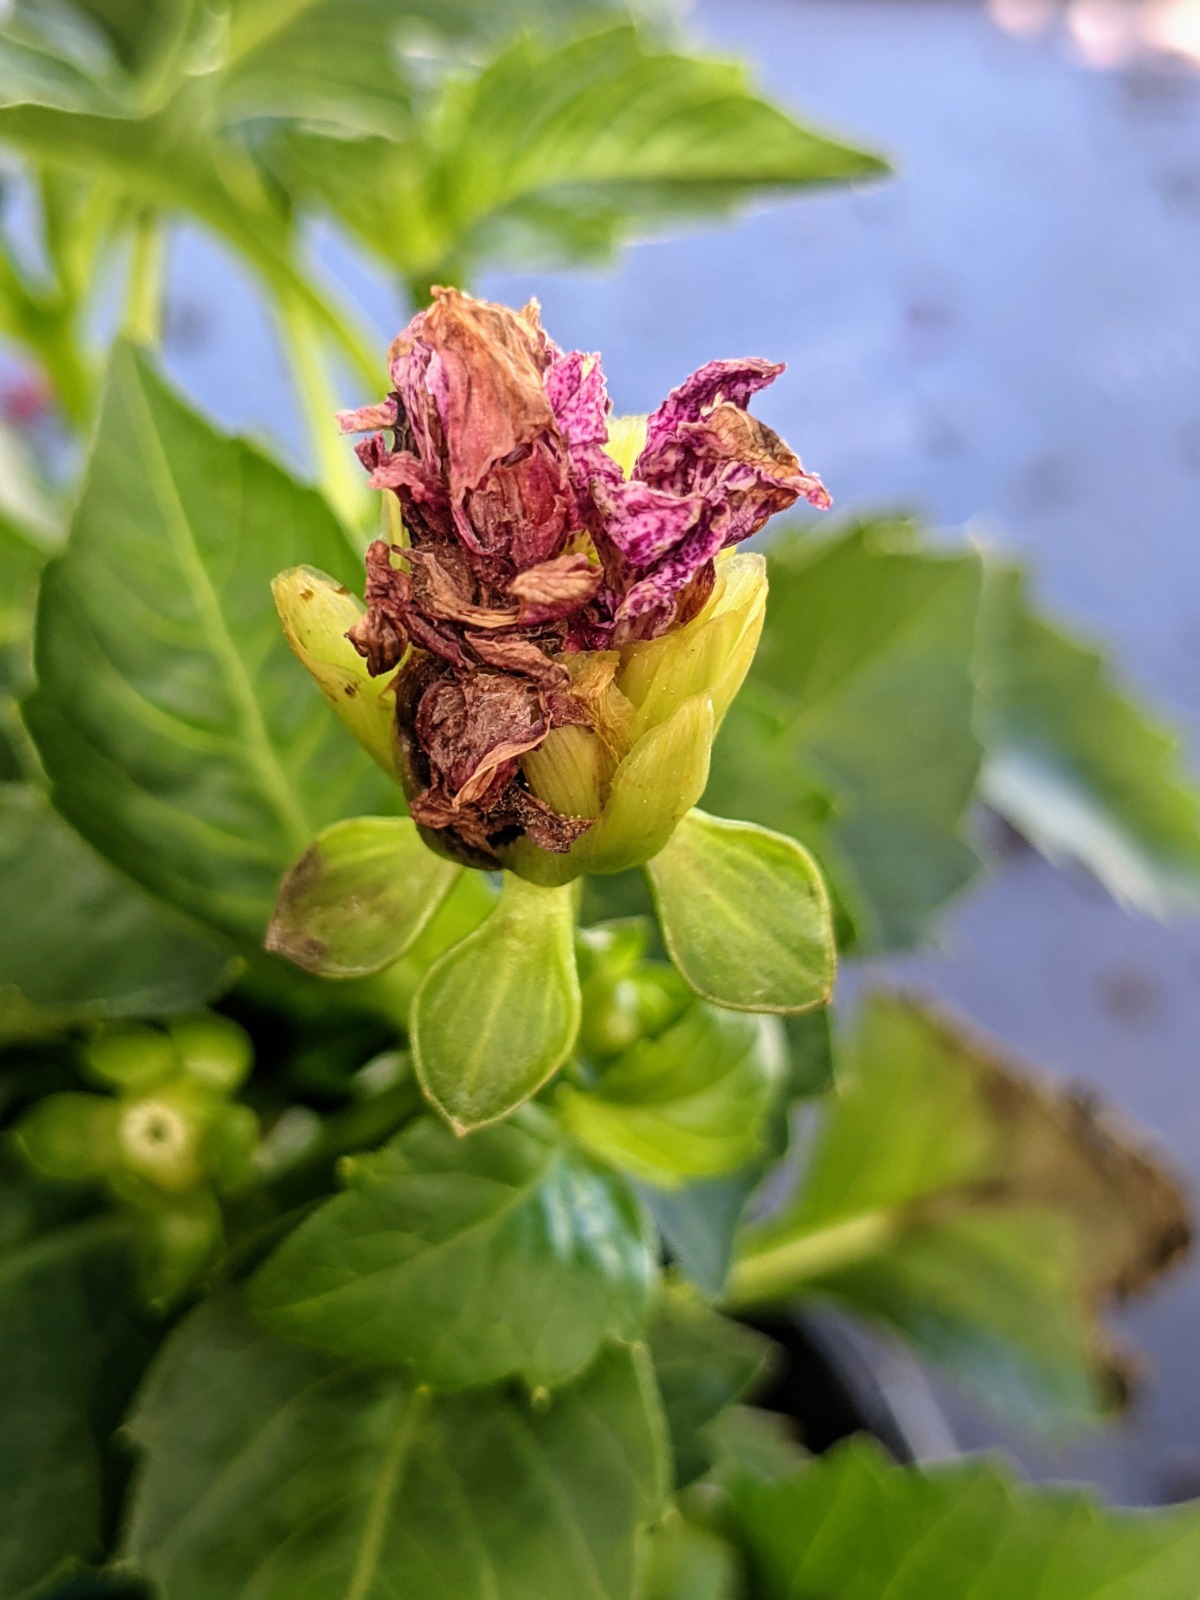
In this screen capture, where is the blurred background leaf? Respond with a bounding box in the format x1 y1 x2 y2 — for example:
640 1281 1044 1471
706 520 984 952
728 1438 1200 1600
728 993 1190 1432
977 565 1200 918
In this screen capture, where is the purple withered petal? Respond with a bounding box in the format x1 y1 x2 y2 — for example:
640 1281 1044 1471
546 350 609 447
338 291 831 859
593 477 704 568
636 357 785 482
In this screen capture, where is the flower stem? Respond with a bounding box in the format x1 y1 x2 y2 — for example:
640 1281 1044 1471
277 291 366 529
721 1208 901 1312
123 211 165 347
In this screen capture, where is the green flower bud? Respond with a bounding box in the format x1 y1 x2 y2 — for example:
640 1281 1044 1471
15 1092 119 1181
114 1080 218 1196
83 1022 178 1092
137 1186 223 1310
167 1011 253 1096
205 1102 261 1194
499 552 767 886
577 920 689 1059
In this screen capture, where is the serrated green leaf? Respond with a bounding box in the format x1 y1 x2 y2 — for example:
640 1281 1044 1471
978 564 1200 916
412 874 580 1132
124 1294 667 1600
268 23 887 287
647 810 835 1014
0 1172 145 1599
250 1108 655 1389
648 1287 773 1489
707 521 984 952
729 1438 1200 1600
559 1002 786 1186
728 995 1190 1430
266 817 460 979
24 345 396 944
0 785 234 1034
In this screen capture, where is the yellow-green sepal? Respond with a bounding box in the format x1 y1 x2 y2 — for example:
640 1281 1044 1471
272 565 401 783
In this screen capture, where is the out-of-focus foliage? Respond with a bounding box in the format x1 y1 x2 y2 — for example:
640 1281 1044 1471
729 993 1190 1431
728 1439 1200 1600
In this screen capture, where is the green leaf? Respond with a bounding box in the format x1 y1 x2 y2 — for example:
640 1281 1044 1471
268 24 887 287
0 420 64 778
643 1518 740 1600
0 1173 145 1599
728 1438 1200 1600
220 0 416 135
412 874 581 1132
647 810 835 1014
977 564 1200 915
645 1011 831 1298
124 1294 667 1600
707 521 984 951
728 995 1191 1430
266 816 461 979
24 344 396 944
0 784 233 1034
559 1002 786 1185
648 1287 773 1489
250 1108 655 1389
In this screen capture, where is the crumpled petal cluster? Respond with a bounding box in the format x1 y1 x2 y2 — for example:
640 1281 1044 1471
336 287 828 871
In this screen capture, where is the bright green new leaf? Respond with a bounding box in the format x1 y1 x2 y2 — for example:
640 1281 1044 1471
269 24 887 289
24 345 397 944
729 1438 1200 1600
647 810 835 1014
412 874 581 1132
266 817 461 979
124 1295 668 1600
559 1001 786 1185
706 521 984 951
0 785 234 1035
978 564 1200 916
250 1108 655 1389
648 1287 774 1489
728 995 1190 1430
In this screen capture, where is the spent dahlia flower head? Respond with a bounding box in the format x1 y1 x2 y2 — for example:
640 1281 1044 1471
283 287 829 880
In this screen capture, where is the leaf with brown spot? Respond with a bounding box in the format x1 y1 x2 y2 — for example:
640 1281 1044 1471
729 993 1192 1430
266 816 461 979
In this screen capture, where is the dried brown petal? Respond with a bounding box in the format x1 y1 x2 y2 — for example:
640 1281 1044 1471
509 551 603 624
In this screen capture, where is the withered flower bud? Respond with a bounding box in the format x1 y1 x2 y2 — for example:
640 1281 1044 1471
310 288 828 878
